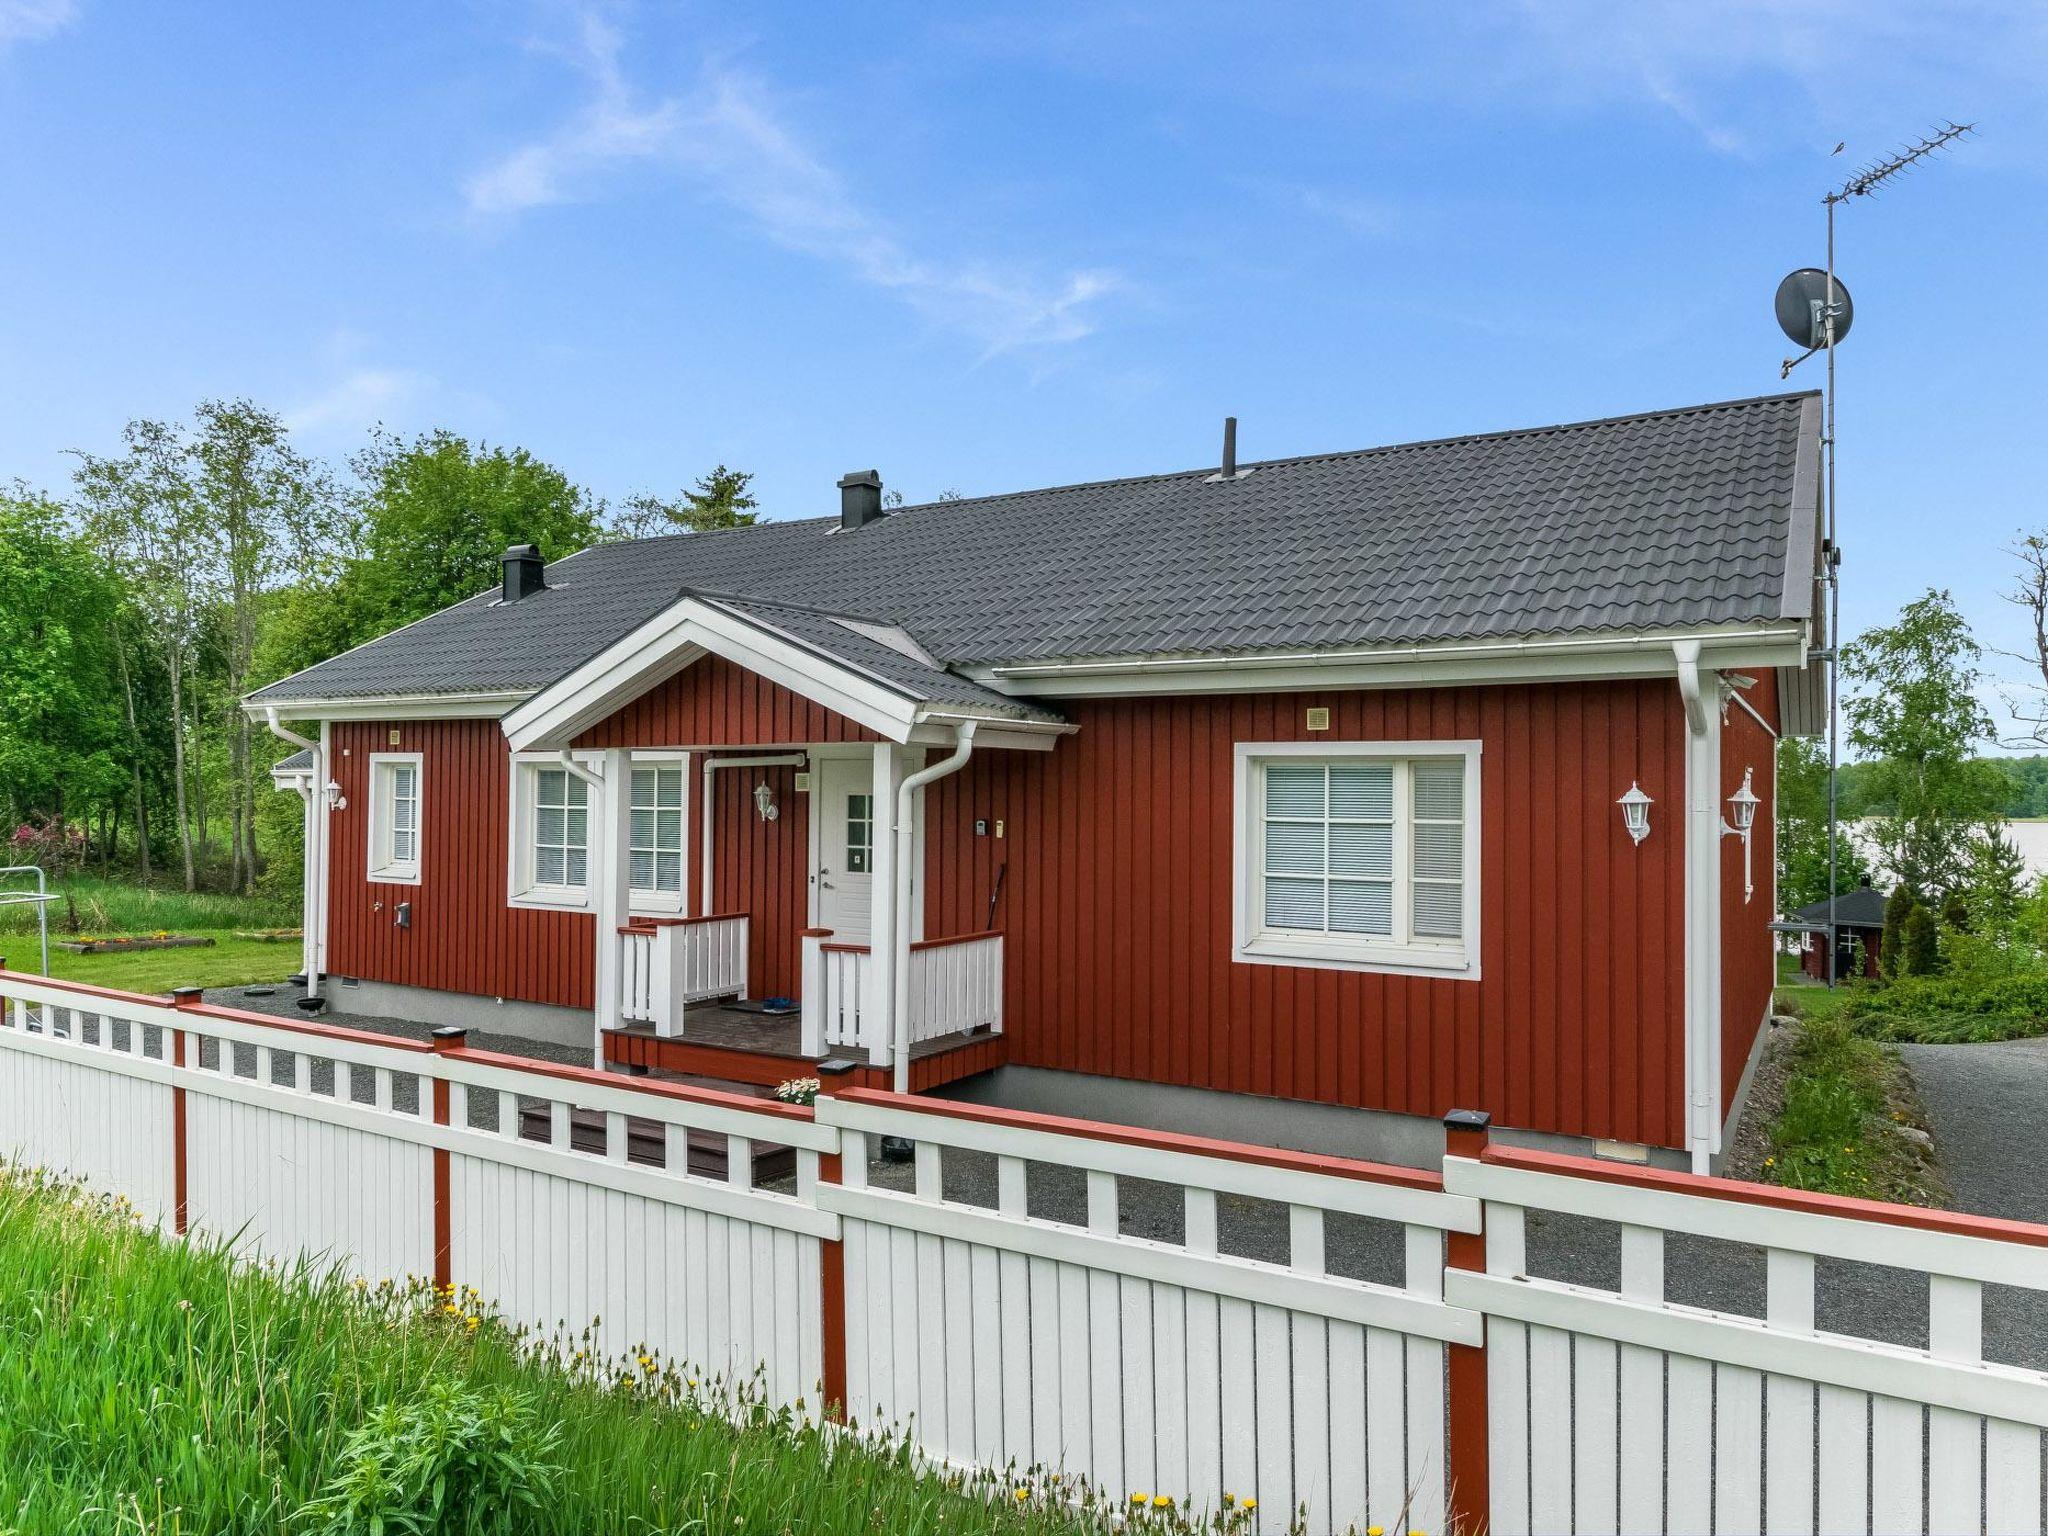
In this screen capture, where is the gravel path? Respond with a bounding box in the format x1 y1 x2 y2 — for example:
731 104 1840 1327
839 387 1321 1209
1900 1037 2048 1225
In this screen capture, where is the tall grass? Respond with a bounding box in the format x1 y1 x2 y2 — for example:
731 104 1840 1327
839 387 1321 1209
0 1172 1284 1534
0 875 299 938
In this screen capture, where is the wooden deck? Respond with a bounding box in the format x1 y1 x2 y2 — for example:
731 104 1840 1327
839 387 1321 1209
602 1001 1006 1092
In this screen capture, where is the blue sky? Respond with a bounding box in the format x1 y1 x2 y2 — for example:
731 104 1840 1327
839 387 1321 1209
3 2 2045 729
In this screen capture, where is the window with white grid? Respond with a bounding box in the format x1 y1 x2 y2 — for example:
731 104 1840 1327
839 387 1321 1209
1236 742 1479 976
630 762 685 899
367 752 422 884
530 766 589 891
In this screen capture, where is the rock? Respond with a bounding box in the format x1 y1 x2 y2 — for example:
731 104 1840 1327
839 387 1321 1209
1893 1124 1934 1151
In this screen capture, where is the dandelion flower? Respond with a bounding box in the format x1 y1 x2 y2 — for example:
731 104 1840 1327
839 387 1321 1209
1014 1488 1030 1501
1152 1494 1173 1508
1131 1491 1148 1506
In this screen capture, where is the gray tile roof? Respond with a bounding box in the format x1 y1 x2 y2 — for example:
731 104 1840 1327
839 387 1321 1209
248 391 1820 707
1787 886 1888 928
270 746 316 774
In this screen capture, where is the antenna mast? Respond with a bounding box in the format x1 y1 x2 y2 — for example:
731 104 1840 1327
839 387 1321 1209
1780 120 1973 988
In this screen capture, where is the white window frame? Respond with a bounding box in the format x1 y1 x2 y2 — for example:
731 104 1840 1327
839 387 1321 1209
1232 739 1482 979
507 750 599 912
366 751 423 886
626 750 690 914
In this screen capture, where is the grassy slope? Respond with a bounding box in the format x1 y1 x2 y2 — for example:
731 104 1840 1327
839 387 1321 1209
0 1173 1250 1536
1763 985 1946 1204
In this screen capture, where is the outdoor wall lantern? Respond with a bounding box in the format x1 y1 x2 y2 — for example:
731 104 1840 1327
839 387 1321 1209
753 780 780 823
1723 766 1761 903
1618 782 1653 846
323 779 347 812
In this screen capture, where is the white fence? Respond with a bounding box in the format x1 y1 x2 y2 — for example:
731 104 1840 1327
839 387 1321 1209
7 968 2048 1536
802 934 872 1055
618 914 750 1035
1447 1147 2048 1536
816 1091 1475 1535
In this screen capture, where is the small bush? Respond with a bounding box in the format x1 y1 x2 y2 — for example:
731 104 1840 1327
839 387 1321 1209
1902 905 1939 975
298 1377 562 1535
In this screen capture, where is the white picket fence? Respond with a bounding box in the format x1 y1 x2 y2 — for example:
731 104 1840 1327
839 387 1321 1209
618 913 750 1034
1447 1148 2048 1536
815 1091 1475 1532
6 967 2048 1536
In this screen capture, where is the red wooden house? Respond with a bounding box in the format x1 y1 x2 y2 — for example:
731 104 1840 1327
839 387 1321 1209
256 394 1824 1172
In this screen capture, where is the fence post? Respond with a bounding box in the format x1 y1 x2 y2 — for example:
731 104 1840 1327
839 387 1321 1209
170 986 204 1236
430 1026 465 1293
813 1057 857 1423
1443 1108 1492 1536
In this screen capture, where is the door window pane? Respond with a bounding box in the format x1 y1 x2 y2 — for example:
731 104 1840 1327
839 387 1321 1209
845 792 873 874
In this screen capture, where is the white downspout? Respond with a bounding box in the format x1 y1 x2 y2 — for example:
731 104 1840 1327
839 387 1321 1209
891 723 977 1092
265 708 323 996
1674 641 1722 1174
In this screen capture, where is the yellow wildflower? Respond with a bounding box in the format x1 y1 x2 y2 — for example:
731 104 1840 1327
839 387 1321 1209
1130 1491 1148 1506
1152 1494 1173 1508
1368 1528 1384 1535
1014 1488 1029 1501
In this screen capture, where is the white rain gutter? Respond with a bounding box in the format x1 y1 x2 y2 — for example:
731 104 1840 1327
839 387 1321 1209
892 723 977 1092
264 708 325 996
699 754 808 914
1674 641 1720 1174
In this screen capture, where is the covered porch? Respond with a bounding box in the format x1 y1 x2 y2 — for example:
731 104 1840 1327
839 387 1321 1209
497 590 1067 1090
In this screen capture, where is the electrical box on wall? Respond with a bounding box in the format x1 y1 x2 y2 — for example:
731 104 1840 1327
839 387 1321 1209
1305 707 1331 732
793 772 813 792
388 728 402 746
975 819 988 836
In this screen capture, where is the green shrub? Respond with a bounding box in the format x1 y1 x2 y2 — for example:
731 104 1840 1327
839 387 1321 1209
1902 905 1940 975
298 1378 562 1535
1880 883 1915 978
1766 1010 1891 1197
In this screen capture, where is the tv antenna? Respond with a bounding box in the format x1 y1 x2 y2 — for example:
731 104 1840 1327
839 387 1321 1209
1775 120 1973 987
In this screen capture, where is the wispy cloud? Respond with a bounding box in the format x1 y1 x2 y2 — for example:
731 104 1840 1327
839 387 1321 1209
0 0 77 50
286 364 437 436
466 7 1119 356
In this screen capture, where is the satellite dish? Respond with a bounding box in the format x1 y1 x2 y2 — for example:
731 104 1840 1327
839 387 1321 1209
1775 268 1853 350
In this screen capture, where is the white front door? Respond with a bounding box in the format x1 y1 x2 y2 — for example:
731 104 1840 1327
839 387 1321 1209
815 756 876 945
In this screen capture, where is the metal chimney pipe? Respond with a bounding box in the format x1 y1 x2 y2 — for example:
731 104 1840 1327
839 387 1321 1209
1222 417 1237 479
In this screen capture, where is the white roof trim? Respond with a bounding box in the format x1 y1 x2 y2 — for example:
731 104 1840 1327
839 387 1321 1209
970 623 1811 698
242 690 530 721
503 596 931 750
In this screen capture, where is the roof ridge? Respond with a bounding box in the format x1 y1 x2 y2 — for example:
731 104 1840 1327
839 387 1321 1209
858 390 1821 525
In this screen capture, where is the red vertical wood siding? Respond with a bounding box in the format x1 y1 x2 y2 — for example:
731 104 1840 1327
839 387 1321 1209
326 720 595 1010
575 655 880 748
1721 670 1780 1113
924 679 1689 1148
330 662 1699 1148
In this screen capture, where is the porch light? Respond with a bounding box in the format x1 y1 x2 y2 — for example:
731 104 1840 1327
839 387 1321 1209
1723 766 1760 903
1726 768 1760 834
1617 782 1652 846
323 779 347 812
753 780 780 822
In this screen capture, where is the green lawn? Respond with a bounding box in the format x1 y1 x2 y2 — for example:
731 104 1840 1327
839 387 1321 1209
0 1171 1225 1535
14 931 301 995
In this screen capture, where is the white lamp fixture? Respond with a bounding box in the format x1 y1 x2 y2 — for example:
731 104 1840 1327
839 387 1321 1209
1722 766 1761 902
1618 782 1653 845
323 779 347 811
753 780 779 822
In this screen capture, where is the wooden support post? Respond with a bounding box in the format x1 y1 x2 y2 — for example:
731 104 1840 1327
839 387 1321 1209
814 1058 857 1424
1443 1108 1492 1536
170 986 204 1237
430 1026 465 1293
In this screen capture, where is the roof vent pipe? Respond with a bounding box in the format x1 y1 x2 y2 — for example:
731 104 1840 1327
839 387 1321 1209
837 469 885 531
1222 416 1237 479
501 544 545 602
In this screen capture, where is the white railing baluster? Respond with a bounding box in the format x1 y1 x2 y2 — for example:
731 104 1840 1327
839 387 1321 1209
294 1052 312 1095
548 1100 569 1151
1184 1185 1218 1255
608 1110 629 1165
1291 1204 1327 1274
498 1088 515 1137
726 1134 751 1187
373 1068 393 1112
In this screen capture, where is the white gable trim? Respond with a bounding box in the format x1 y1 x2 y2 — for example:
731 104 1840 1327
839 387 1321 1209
504 596 929 750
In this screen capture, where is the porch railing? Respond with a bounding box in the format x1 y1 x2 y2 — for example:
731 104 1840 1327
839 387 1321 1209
906 931 1003 1045
618 913 749 1036
798 929 1003 1061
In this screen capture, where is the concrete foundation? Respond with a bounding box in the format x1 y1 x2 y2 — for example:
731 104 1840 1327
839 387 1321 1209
323 975 594 1051
932 1063 1687 1172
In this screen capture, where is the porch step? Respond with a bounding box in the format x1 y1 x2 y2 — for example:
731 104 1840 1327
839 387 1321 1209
514 1101 795 1184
